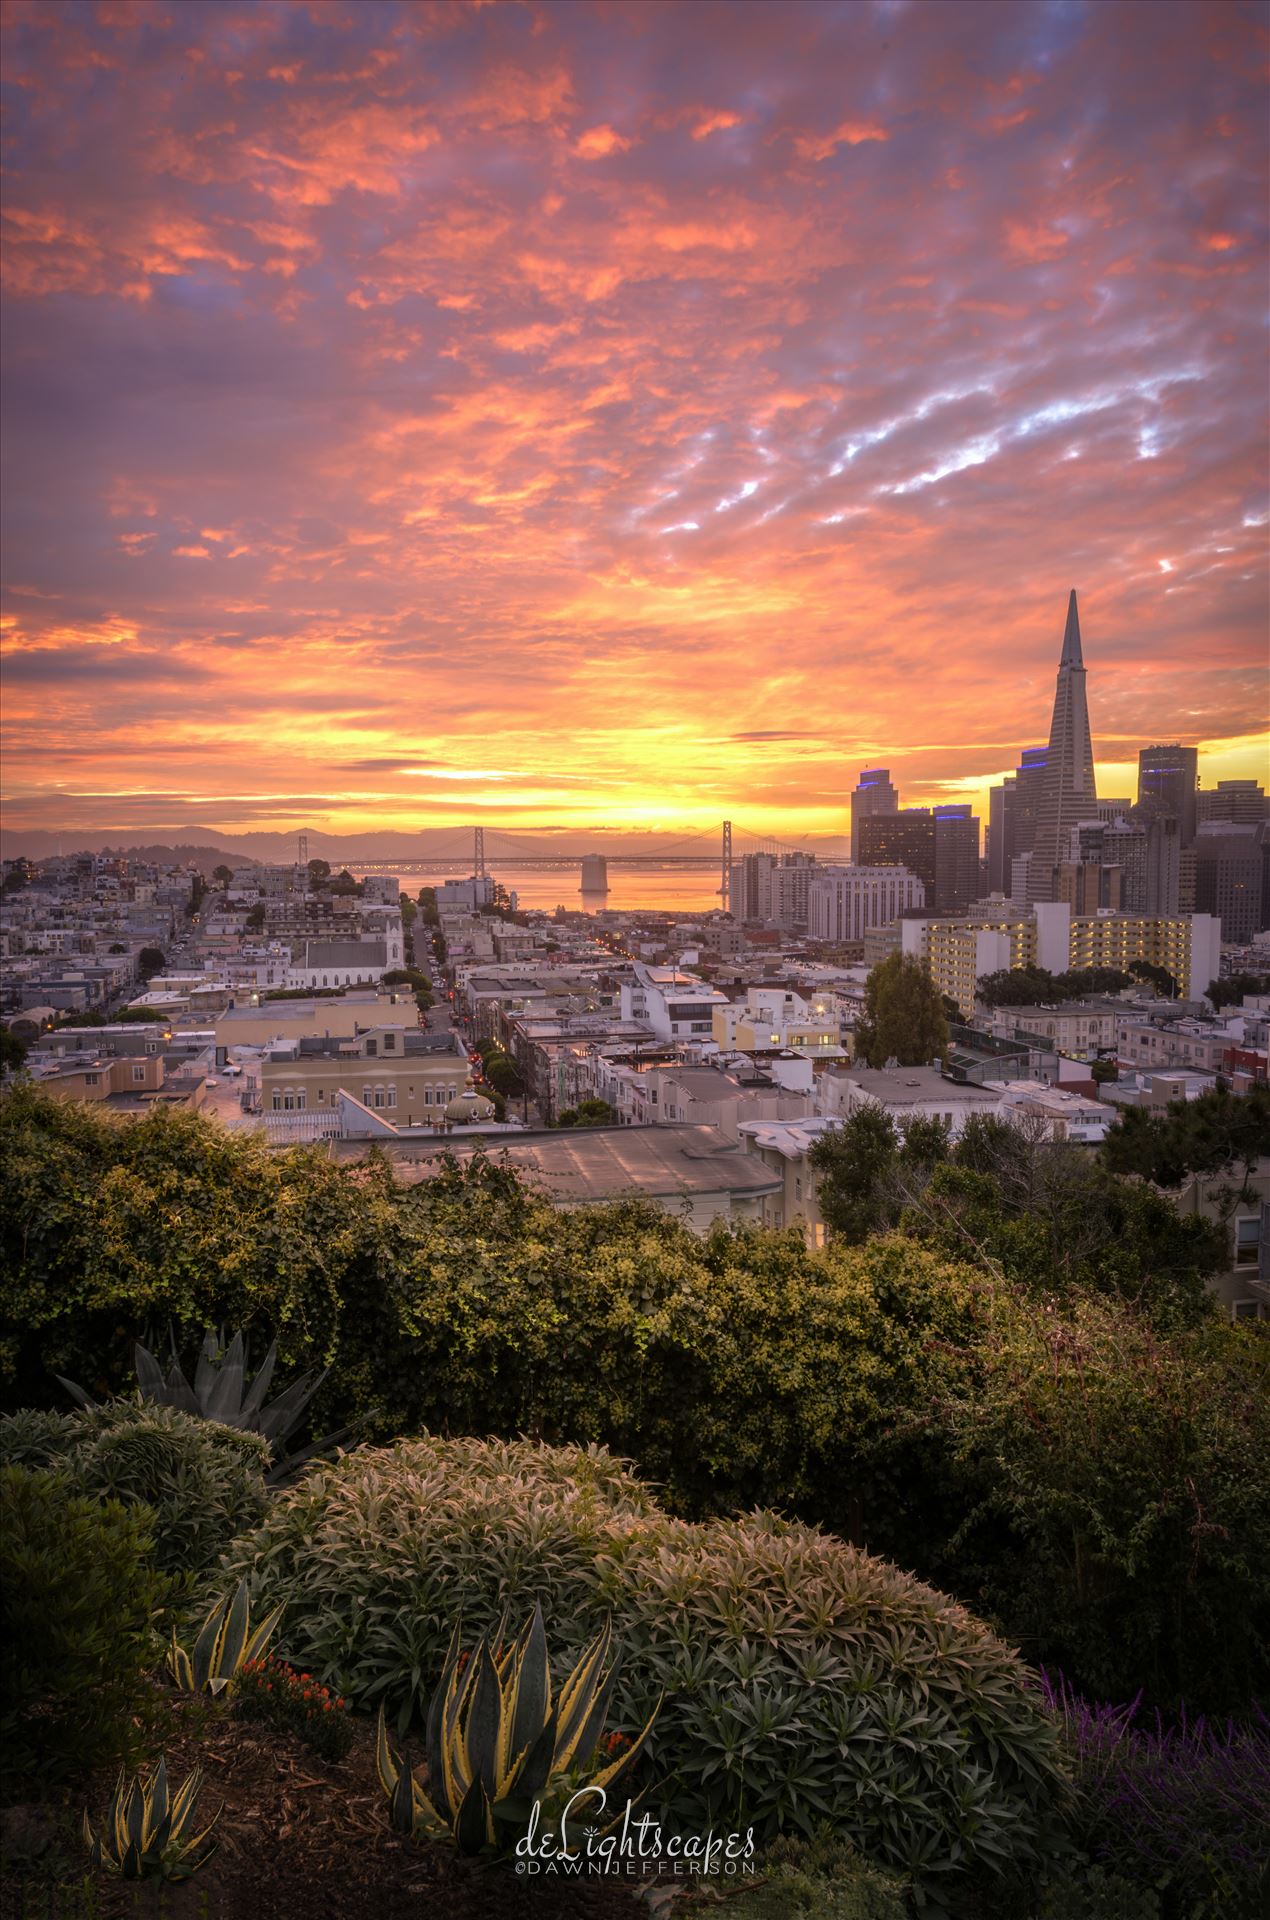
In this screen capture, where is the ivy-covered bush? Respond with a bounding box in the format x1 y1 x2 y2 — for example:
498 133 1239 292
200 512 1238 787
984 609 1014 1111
0 1401 268 1582
0 1465 171 1790
220 1436 1066 1891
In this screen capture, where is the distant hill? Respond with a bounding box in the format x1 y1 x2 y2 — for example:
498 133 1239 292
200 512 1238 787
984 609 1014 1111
0 840 259 874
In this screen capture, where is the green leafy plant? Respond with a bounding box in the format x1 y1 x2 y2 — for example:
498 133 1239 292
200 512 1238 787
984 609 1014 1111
237 1655 353 1763
0 1465 171 1791
375 1603 657 1853
221 1436 1066 1891
60 1327 347 1483
167 1577 284 1696
83 1757 219 1880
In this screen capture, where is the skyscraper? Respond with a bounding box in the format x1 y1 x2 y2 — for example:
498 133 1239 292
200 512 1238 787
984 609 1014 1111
1137 745 1198 845
1027 590 1099 904
850 768 899 862
986 746 1046 894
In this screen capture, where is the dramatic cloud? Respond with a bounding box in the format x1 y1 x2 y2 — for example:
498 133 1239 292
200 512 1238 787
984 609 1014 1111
1 0 1266 846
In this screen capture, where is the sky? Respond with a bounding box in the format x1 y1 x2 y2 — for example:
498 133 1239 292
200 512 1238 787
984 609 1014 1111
1 0 1267 853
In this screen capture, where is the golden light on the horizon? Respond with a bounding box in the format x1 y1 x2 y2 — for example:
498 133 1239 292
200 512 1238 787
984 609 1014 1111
0 2 1266 851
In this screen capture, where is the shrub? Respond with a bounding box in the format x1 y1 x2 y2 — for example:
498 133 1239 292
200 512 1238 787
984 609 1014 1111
728 1834 910 1919
237 1657 354 1764
1041 1675 1270 1920
0 1407 78 1465
220 1436 1066 1893
0 1465 171 1791
1 1402 268 1583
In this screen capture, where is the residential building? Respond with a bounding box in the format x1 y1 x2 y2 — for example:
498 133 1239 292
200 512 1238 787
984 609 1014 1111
806 866 925 943
260 1026 470 1123
817 1063 1005 1135
736 1117 836 1244
436 874 495 910
619 961 728 1041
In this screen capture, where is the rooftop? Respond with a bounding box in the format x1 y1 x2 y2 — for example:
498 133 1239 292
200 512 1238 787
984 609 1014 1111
833 1064 1003 1106
329 1123 783 1202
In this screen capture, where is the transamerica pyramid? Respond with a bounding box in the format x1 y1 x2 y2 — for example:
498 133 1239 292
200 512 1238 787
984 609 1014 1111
1026 589 1099 903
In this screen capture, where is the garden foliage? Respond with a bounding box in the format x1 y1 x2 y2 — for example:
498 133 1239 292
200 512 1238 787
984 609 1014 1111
0 1400 268 1582
2 1088 1267 1710
220 1435 1067 1890
0 1465 170 1790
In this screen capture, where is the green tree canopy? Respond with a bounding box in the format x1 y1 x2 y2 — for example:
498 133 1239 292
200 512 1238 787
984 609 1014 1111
1206 971 1270 1009
211 864 233 885
137 947 166 979
852 953 949 1068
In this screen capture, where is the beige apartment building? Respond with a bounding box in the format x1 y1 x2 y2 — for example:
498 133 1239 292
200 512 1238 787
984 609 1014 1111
260 1026 471 1123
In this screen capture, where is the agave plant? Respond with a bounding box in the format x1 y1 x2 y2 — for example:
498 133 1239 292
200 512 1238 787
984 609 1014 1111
59 1327 350 1482
83 1758 219 1880
168 1577 284 1697
376 1603 659 1854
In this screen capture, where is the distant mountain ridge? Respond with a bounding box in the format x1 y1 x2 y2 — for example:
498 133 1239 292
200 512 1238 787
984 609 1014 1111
2 827 854 864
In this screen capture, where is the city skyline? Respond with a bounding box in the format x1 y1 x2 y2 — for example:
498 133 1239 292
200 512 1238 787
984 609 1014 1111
2 1 1268 845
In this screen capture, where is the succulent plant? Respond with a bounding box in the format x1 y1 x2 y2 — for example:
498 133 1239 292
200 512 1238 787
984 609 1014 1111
59 1327 350 1482
167 1577 284 1697
83 1757 219 1880
376 1603 658 1854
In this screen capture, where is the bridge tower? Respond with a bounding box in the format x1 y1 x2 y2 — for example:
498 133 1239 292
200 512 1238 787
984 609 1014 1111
473 826 485 877
297 830 309 867
720 819 732 912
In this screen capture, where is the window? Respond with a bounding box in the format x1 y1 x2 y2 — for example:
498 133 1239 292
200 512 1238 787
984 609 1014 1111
132 1065 146 1083
366 1038 377 1057
1234 1217 1261 1266
85 1072 99 1086
384 1033 396 1050
272 1091 282 1110
387 1087 397 1109
424 1088 433 1105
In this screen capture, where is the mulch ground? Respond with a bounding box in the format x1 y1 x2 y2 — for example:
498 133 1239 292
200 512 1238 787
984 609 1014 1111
1 1690 719 1920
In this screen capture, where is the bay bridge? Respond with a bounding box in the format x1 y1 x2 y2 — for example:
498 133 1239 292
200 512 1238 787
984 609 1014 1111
343 822 842 912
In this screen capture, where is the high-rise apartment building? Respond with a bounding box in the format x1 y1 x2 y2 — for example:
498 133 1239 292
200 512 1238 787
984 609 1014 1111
986 747 1046 895
807 866 926 943
729 851 820 930
1028 590 1099 903
850 768 899 863
1138 745 1199 844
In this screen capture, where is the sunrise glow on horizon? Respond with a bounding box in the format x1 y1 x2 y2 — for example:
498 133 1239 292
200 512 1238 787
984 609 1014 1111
1 0 1267 850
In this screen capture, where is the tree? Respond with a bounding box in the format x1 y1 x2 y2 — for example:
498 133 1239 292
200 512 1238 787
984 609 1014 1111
555 1099 616 1128
1128 959 1177 998
244 903 266 932
108 943 127 954
117 1008 167 1024
1103 1084 1270 1200
0 1029 27 1074
329 868 361 897
212 865 233 885
307 858 331 881
1206 972 1270 1009
852 953 949 1068
137 947 165 980
976 966 1059 1008
1090 1058 1118 1084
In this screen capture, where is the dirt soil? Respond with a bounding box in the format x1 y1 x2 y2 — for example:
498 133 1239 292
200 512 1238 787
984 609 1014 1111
1 1692 700 1920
